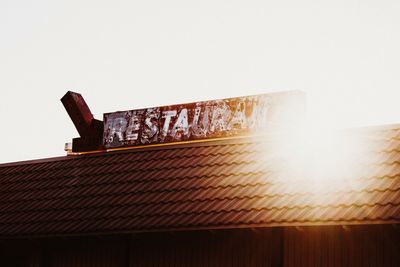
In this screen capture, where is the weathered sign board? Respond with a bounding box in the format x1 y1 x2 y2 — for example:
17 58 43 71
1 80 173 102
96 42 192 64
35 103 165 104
103 91 305 149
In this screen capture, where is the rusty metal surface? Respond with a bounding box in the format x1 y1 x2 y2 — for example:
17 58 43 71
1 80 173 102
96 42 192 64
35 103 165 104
103 91 305 149
61 91 95 138
61 91 104 152
0 125 400 237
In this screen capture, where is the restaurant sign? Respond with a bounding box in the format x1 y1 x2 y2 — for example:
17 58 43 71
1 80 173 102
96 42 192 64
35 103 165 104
103 91 305 149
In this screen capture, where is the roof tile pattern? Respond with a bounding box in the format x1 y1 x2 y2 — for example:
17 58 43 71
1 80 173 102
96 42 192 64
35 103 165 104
0 126 400 237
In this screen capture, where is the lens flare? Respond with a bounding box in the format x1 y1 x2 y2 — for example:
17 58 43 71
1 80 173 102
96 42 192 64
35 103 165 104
258 123 375 196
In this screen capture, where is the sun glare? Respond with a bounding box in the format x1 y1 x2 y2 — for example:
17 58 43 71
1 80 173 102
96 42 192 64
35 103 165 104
262 121 371 195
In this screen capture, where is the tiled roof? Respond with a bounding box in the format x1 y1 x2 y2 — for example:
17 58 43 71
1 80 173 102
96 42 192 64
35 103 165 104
0 125 400 237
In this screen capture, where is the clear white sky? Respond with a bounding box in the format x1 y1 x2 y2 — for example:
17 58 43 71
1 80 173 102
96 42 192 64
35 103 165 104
1 0 400 163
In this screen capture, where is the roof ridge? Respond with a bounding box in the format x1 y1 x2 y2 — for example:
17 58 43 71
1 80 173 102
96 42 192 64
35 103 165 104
0 146 256 177
0 136 257 168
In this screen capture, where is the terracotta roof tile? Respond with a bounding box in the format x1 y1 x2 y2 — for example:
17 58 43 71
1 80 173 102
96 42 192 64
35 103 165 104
1 125 400 237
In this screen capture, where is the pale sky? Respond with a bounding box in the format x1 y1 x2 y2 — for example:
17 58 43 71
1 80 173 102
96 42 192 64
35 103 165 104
1 0 400 163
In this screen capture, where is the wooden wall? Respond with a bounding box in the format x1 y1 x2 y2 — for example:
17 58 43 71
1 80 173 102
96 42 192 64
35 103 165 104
1 224 399 267
283 225 400 267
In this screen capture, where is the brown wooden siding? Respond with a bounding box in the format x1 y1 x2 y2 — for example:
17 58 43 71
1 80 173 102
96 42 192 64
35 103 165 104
0 225 399 267
128 228 281 267
283 225 400 267
42 236 127 267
